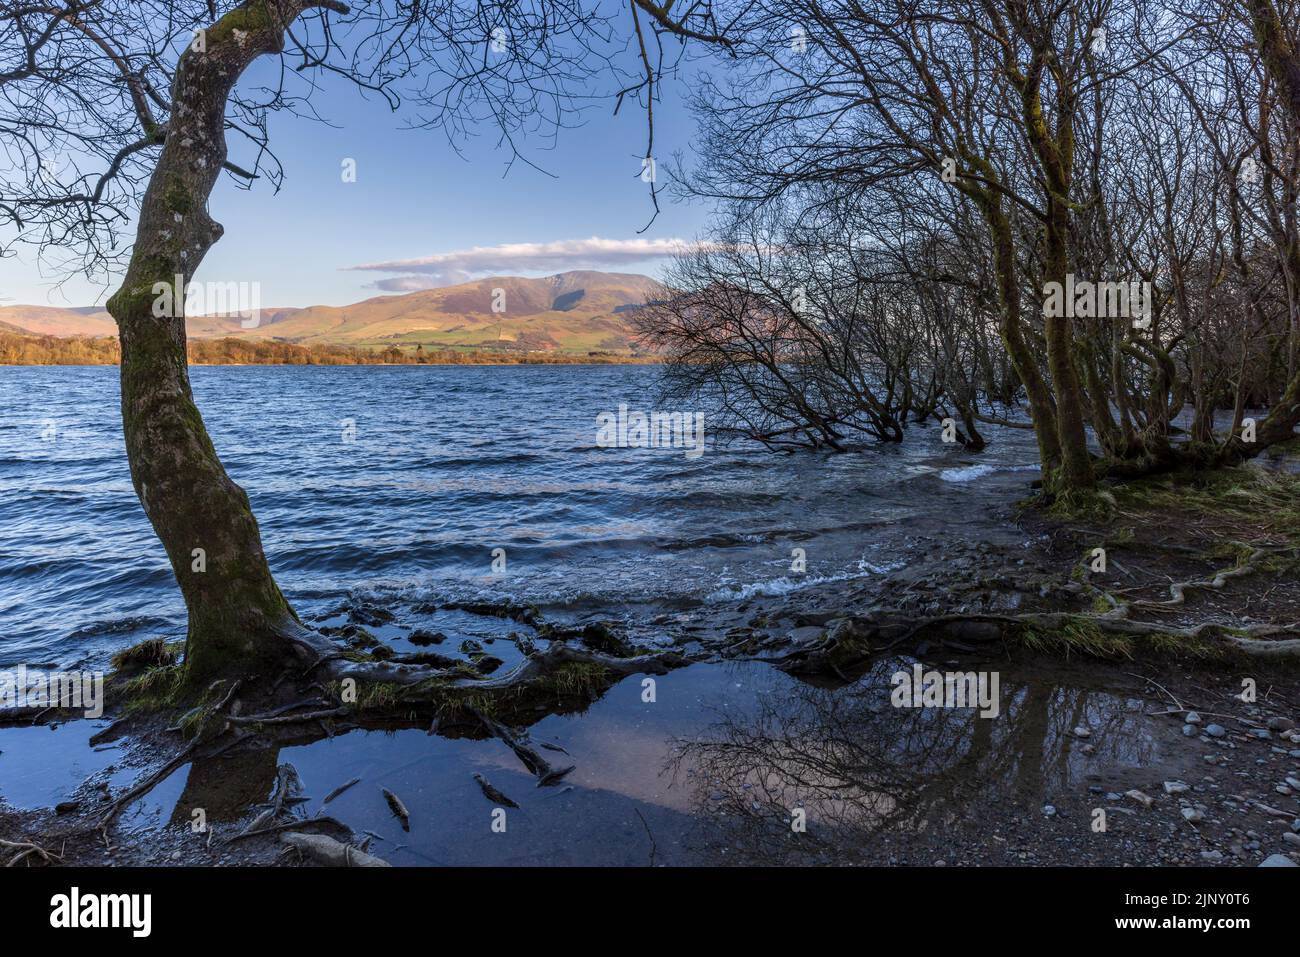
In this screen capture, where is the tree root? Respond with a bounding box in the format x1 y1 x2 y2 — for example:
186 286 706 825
276 618 685 692
1133 546 1285 609
771 604 1300 677
281 832 390 867
1 838 63 867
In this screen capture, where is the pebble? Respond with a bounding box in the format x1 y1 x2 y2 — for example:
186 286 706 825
1260 854 1298 867
1182 724 1197 737
1292 819 1300 834
1200 850 1223 862
1266 717 1295 732
1284 832 1300 848
1043 805 1056 817
1249 729 1271 740
1205 724 1226 738
1163 781 1190 795
1073 726 1091 738
1181 807 1204 823
1185 712 1202 724
1126 789 1154 808
1287 777 1300 790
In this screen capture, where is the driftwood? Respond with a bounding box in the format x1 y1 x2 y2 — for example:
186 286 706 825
473 773 520 808
322 777 361 805
469 707 574 786
381 788 410 831
281 832 390 867
227 816 350 844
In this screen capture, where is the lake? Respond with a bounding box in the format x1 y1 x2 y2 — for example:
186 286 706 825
0 363 1041 670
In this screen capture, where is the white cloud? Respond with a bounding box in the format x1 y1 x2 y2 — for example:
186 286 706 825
346 236 691 288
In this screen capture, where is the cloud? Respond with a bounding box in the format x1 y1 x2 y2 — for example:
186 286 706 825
370 276 444 293
346 236 691 288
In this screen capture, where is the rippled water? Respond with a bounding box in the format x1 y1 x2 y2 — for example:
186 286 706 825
0 365 1040 668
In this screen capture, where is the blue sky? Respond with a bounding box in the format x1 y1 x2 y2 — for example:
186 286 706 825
1 49 713 309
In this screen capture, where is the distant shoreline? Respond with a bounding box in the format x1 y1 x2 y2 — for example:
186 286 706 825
0 332 658 366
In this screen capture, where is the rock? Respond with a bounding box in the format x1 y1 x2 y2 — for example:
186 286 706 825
1260 854 1298 867
1185 711 1202 724
1266 717 1295 732
1283 832 1300 849
1249 729 1271 740
1126 789 1154 808
1205 724 1226 738
1163 781 1190 795
1181 807 1204 823
1182 724 1197 736
1292 819 1300 834
1200 850 1223 862
1286 776 1300 790
1043 805 1056 817
788 625 825 647
1073 726 1091 738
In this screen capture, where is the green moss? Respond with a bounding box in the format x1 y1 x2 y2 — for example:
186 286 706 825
163 175 194 216
205 1 273 46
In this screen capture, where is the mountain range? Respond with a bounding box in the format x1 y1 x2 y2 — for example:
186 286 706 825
0 270 660 355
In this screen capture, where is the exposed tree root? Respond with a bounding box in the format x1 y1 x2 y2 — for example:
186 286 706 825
275 617 685 692
281 832 390 867
1 838 63 867
770 603 1300 677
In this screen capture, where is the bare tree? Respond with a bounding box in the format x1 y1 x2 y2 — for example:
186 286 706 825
0 0 711 685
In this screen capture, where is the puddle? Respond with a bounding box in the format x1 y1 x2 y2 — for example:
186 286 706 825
0 719 121 809
0 658 1176 864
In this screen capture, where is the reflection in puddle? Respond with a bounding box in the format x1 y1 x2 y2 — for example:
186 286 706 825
0 659 1164 864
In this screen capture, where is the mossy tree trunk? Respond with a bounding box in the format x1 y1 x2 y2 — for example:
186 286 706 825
1017 66 1095 494
106 0 343 686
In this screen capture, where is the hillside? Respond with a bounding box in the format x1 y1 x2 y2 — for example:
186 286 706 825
0 270 658 355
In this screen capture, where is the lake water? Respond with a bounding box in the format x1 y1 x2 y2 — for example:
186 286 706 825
0 364 1042 670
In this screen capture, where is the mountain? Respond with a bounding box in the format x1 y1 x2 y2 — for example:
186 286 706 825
0 305 115 338
0 270 659 355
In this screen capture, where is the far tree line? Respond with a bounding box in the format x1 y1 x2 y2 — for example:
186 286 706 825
0 333 649 366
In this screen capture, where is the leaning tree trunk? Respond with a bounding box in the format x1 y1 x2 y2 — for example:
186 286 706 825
106 1 341 686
